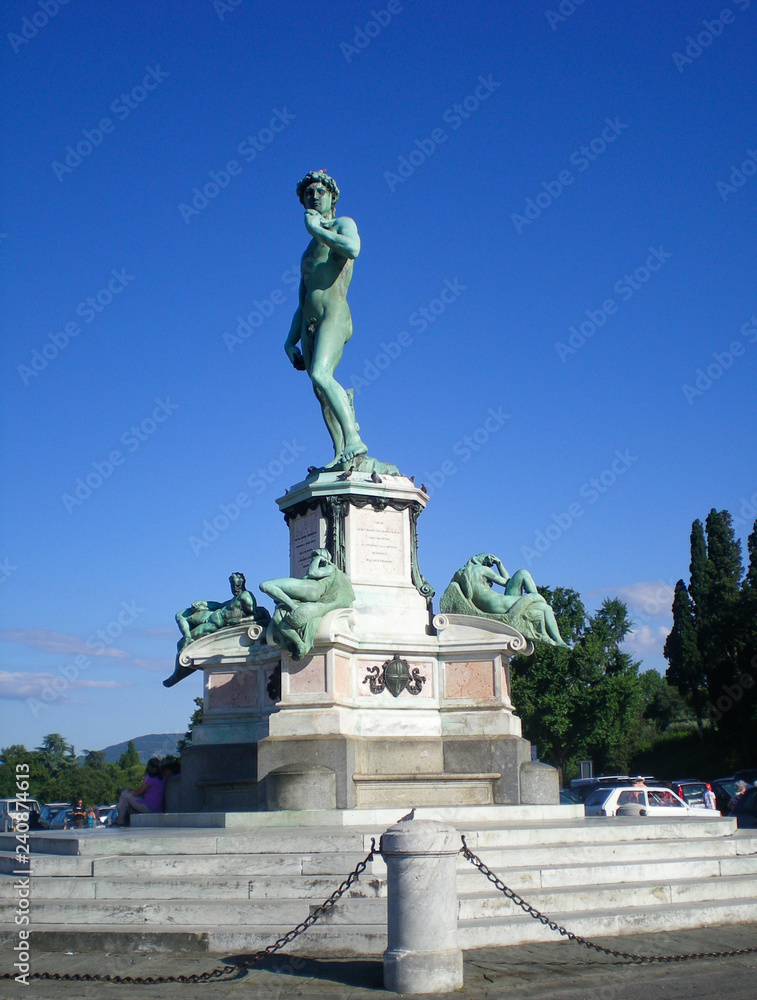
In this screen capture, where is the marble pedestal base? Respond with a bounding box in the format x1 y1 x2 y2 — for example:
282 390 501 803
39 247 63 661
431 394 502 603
172 474 559 811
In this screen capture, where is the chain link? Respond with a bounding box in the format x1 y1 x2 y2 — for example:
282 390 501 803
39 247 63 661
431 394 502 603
0 838 377 986
460 835 757 963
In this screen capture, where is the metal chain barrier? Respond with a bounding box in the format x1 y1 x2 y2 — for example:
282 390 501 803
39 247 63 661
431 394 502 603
460 835 757 963
0 838 378 985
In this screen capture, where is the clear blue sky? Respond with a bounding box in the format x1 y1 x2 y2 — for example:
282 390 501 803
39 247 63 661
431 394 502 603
2 0 756 754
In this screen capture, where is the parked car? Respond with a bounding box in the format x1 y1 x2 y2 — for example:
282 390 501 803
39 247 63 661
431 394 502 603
102 807 120 826
49 806 74 830
38 802 72 829
730 785 757 828
570 776 656 804
733 768 757 785
670 780 709 809
710 778 740 814
560 787 582 805
95 805 116 826
0 797 42 831
584 785 711 817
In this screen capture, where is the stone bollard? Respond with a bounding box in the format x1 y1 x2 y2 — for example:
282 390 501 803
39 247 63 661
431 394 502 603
381 819 464 994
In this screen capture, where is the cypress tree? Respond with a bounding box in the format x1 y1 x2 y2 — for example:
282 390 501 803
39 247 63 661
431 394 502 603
700 510 742 708
664 580 706 735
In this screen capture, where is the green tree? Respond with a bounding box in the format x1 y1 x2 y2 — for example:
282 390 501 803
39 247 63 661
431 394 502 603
118 741 140 770
665 510 757 764
511 590 645 782
36 734 76 776
83 749 106 770
664 580 706 734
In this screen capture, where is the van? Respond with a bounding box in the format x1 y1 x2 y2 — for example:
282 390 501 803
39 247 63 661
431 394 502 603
0 797 42 831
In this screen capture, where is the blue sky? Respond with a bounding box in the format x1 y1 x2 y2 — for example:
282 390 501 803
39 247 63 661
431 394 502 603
1 0 756 754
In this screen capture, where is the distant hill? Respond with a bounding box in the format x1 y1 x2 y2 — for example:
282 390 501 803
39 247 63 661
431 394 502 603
86 733 183 764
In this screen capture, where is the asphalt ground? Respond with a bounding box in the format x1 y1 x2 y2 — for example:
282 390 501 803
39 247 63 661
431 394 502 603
1 924 756 1000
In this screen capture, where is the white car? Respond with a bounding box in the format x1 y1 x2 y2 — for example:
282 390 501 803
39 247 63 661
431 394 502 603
584 785 716 817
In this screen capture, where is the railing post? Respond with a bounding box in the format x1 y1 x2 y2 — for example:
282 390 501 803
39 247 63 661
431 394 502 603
381 819 463 994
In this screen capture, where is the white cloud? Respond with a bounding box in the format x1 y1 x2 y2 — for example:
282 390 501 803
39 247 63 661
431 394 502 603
623 625 669 656
613 581 675 616
0 629 127 659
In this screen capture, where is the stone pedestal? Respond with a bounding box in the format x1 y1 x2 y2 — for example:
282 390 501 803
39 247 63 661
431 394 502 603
382 819 464 994
174 472 557 812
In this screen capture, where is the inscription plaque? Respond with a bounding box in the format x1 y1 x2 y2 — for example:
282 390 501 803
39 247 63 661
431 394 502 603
350 506 405 580
290 508 325 577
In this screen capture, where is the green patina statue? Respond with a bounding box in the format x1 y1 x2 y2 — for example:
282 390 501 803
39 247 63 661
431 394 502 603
164 572 271 687
260 548 355 661
284 170 368 470
440 554 570 649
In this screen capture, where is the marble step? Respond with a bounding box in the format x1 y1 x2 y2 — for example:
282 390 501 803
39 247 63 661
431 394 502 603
0 897 312 926
0 871 387 900
454 835 754 872
456 872 757 917
458 816 737 846
0 849 386 878
0 828 369 857
454 850 757 893
456 897 757 950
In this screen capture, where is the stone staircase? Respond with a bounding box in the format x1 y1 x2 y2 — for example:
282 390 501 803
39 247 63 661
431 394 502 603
1 812 756 957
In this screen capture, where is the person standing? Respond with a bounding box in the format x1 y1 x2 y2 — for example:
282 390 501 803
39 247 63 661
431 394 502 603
703 784 716 810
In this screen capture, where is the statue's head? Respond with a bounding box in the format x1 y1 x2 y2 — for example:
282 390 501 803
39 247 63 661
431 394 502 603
471 553 494 567
296 170 339 218
312 548 332 563
229 572 246 594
